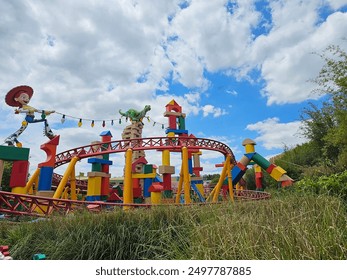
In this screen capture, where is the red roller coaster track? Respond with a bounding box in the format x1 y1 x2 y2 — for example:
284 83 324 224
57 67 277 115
54 136 236 168
0 190 270 217
0 136 272 218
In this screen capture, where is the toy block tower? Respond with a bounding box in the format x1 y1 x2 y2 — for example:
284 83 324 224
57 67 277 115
242 138 293 188
86 131 113 201
0 145 30 194
254 164 263 191
121 122 146 173
36 135 60 197
164 99 188 137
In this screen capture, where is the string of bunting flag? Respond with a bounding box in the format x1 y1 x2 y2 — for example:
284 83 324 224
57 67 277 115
54 111 165 129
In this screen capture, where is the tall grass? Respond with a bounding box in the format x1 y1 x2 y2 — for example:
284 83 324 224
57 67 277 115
1 192 346 260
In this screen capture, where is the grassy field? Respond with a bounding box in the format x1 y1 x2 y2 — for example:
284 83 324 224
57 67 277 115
1 191 347 260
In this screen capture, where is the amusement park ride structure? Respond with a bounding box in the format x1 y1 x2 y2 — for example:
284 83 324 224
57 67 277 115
0 99 293 217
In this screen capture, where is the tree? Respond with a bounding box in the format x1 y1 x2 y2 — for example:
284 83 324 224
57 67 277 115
301 45 347 171
0 161 12 190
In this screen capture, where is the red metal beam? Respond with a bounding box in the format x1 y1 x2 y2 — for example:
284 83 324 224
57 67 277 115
55 136 236 168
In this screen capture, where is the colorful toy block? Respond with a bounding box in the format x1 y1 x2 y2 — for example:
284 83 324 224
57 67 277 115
0 145 30 161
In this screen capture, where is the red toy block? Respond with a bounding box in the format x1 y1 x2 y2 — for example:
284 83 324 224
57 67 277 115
236 162 247 172
38 135 60 167
0 245 9 252
133 187 142 198
266 164 276 174
10 160 29 187
0 245 10 256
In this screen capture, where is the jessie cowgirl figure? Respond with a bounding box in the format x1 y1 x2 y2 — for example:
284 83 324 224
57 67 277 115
4 85 56 147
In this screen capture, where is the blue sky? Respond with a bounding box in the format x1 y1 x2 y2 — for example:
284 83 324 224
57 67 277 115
0 0 347 176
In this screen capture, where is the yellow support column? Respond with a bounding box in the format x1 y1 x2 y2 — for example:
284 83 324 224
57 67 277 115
210 155 231 203
53 156 79 199
123 148 133 210
182 147 191 204
227 162 234 202
25 168 41 194
70 165 77 200
175 165 184 204
162 149 170 165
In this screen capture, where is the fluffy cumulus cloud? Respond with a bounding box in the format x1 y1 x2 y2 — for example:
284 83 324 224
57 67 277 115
251 1 347 105
246 117 308 150
202 104 227 117
0 0 346 172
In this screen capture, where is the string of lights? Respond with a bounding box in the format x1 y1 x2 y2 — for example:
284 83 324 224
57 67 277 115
55 111 165 129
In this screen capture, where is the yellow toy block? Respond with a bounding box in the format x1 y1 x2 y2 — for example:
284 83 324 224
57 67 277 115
242 139 256 153
151 192 162 205
132 172 156 179
254 164 262 173
195 183 204 196
87 177 101 196
11 186 27 194
270 166 287 181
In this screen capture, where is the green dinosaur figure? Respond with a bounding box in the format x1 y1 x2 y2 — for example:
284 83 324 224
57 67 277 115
119 105 151 123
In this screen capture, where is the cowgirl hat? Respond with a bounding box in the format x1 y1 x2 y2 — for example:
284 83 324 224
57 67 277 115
5 85 34 107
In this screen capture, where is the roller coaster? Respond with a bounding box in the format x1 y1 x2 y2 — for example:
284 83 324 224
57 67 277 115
0 99 291 218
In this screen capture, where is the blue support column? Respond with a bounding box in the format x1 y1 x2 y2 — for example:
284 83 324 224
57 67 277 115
38 166 54 191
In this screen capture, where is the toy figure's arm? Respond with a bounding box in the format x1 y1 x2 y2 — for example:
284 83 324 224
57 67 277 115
15 106 55 115
15 108 33 114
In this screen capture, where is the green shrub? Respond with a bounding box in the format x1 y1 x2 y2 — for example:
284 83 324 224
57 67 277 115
295 170 347 201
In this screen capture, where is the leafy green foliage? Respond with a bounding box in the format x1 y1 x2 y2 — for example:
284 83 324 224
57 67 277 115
294 171 347 202
301 45 347 171
0 161 12 189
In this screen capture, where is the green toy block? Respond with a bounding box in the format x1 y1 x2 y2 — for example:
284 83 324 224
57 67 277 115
143 164 153 174
33 253 46 260
91 163 102 172
0 146 30 161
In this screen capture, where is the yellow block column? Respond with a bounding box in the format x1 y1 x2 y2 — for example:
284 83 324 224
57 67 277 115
182 147 191 204
123 149 133 210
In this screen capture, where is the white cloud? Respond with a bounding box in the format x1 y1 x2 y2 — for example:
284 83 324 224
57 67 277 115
202 104 227 117
169 0 260 71
326 0 347 10
249 1 347 105
226 89 238 96
246 117 308 150
1 0 346 176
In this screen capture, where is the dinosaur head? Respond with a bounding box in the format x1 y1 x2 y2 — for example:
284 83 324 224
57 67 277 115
144 105 151 112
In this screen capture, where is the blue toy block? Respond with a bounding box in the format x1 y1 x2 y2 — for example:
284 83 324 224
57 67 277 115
232 166 246 186
143 178 152 197
191 179 203 185
188 158 193 174
85 196 101 201
191 182 205 202
87 158 113 165
38 166 53 191
100 131 113 137
154 175 162 183
165 128 189 135
244 152 256 160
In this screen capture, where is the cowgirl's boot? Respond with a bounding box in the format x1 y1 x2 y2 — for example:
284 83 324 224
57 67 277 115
44 121 55 139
